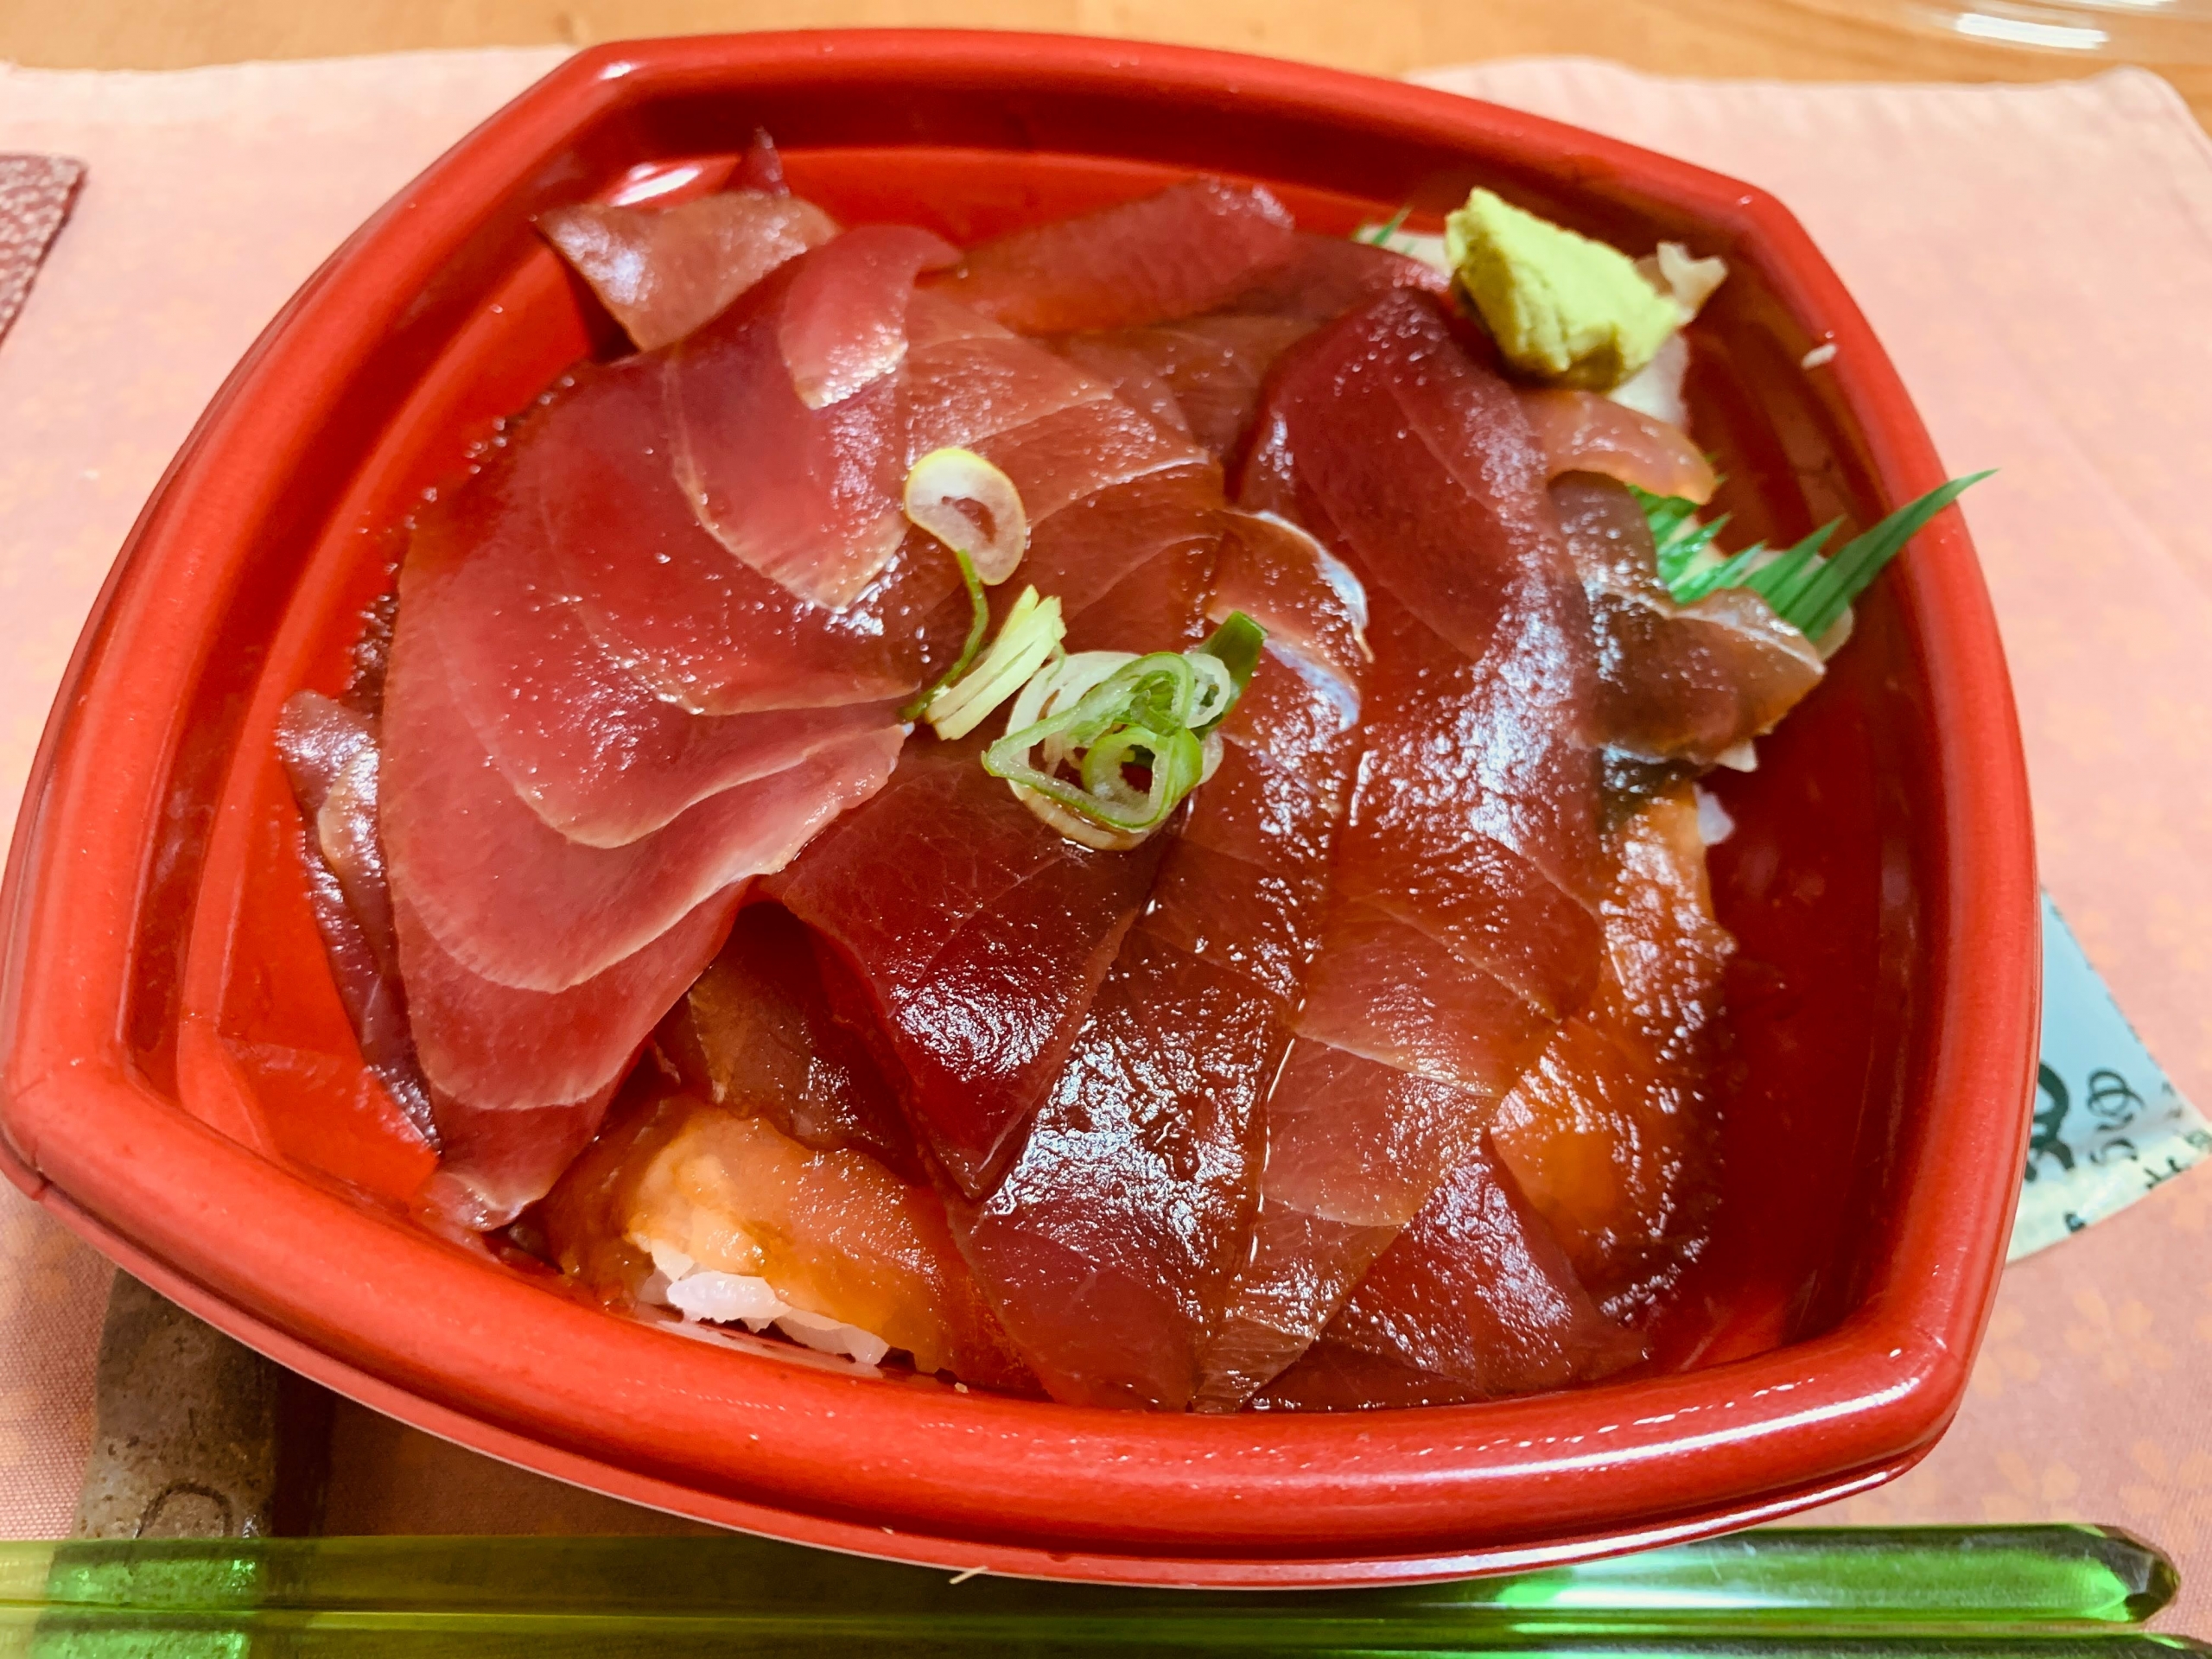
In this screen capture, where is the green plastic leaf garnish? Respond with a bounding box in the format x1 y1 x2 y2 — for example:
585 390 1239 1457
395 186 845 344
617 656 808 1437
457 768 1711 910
1632 472 1991 642
983 613 1265 850
1357 207 1412 247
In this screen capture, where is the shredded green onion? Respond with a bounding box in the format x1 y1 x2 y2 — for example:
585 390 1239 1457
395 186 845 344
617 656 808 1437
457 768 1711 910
926 585 1066 741
1632 472 1991 646
897 550 989 723
983 613 1264 851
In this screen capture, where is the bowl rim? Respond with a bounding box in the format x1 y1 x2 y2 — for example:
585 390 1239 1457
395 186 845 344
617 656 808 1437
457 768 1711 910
0 29 2039 1584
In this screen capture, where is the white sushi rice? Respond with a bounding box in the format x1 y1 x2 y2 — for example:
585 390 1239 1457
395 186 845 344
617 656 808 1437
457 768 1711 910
632 1233 893 1366
1694 784 1737 848
1606 333 1691 427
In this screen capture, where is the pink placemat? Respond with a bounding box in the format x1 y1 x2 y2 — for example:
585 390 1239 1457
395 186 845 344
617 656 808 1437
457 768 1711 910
0 48 568 1535
1 48 2207 1607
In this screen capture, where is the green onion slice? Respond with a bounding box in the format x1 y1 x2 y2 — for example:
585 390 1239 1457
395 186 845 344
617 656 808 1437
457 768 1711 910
1632 472 1991 650
904 448 1027 585
926 584 1066 741
896 550 989 723
898 448 1052 729
983 613 1265 852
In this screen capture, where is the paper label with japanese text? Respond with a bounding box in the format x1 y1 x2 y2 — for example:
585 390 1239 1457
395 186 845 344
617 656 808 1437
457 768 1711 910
2012 893 2210 1259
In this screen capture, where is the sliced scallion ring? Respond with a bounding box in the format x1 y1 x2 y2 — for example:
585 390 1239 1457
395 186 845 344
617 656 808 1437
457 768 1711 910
903 447 1028 585
983 612 1265 850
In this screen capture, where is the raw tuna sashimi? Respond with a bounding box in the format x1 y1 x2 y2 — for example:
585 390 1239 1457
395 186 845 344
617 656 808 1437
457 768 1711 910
766 730 1169 1197
900 299 1209 528
765 299 1225 1198
1551 472 1823 770
541 1088 1033 1389
1490 783 1732 1313
543 352 966 720
404 417 903 849
658 903 920 1181
274 691 434 1144
1014 468 1224 654
394 880 737 1227
1217 232 1450 323
734 128 788 194
1310 1132 1643 1396
539 190 838 353
369 213 973 1226
1197 290 1606 1408
952 512 1370 1408
924 178 1298 334
378 614 899 995
1043 235 1445 465
1249 1334 1484 1409
1520 389 1717 504
670 226 959 608
1052 316 1313 460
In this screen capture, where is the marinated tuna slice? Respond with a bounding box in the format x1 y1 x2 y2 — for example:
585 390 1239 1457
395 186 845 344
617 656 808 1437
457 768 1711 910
397 880 736 1227
539 189 837 353
1250 1335 1482 1410
766 730 1169 1197
1520 389 1717 504
274 691 434 1144
391 875 735 1111
658 903 920 1182
380 616 902 992
901 323 1207 525
1046 338 1192 441
953 931 1281 1408
902 329 1115 454
542 1090 1033 1388
925 178 1298 334
1322 1133 1644 1395
1491 784 1732 1313
778 224 959 409
713 276 1224 1201
668 228 955 609
900 290 1217 645
1198 291 1605 1407
428 1093 616 1232
1052 315 1312 460
974 400 1208 530
1039 235 1446 466
734 128 788 194
409 443 899 848
1551 472 1823 769
545 353 964 719
1219 232 1451 323
1206 509 1370 701
905 287 1002 351
952 512 1368 1408
1018 467 1224 655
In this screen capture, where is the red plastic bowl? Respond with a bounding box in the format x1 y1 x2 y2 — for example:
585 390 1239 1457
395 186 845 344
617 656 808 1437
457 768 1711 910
0 32 2037 1584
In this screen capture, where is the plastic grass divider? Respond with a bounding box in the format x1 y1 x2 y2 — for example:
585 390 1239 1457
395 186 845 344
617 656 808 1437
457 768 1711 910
0 1527 2197 1654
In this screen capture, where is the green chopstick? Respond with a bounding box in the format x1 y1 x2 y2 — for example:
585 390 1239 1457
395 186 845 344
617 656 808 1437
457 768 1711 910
1 1527 2197 1656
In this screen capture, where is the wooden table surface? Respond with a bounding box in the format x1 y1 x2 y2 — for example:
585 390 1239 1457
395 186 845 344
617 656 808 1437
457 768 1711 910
8 0 2211 124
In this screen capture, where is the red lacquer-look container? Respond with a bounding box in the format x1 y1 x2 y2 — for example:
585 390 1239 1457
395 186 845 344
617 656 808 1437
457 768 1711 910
0 32 2038 1586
